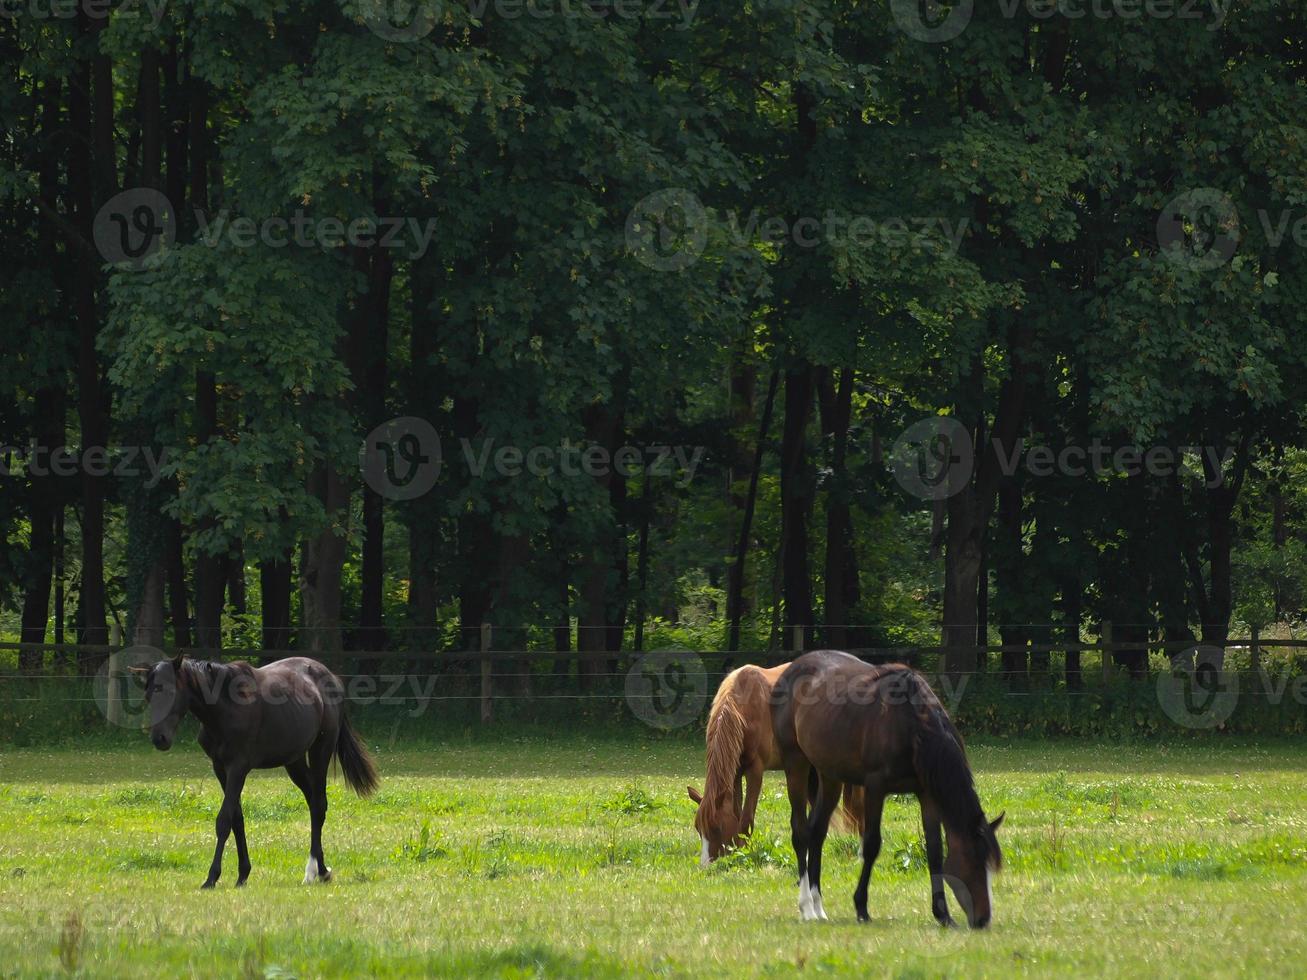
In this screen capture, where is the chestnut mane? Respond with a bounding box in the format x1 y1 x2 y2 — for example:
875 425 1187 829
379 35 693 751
695 671 748 837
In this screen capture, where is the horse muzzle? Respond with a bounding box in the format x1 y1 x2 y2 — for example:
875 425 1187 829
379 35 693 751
151 732 172 751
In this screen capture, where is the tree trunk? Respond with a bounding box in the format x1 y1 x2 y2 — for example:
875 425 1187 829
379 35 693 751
20 390 63 668
575 402 622 687
165 519 191 646
260 556 293 656
1062 576 1083 691
132 563 166 647
942 333 1031 678
551 529 572 681
820 367 857 650
779 364 816 647
70 31 110 660
406 253 441 653
632 475 652 652
193 371 226 650
996 474 1028 684
226 543 246 616
20 81 66 671
54 507 66 651
122 49 172 654
354 247 393 656
301 464 349 658
726 368 779 652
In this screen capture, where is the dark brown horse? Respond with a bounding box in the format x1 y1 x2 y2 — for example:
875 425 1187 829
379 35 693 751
771 650 1003 928
140 655 379 889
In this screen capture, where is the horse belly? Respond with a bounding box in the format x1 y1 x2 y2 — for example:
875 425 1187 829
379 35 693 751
794 707 874 783
253 704 327 767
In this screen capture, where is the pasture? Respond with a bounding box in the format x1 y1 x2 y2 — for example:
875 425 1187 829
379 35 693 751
0 733 1303 978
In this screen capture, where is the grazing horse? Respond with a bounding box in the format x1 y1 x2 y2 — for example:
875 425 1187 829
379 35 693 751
140 655 379 889
687 663 865 864
772 650 1003 928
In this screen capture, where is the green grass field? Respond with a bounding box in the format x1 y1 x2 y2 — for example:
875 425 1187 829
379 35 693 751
0 732 1304 977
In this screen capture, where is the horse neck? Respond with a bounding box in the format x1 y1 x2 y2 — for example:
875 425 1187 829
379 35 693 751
703 692 746 813
180 660 221 726
916 722 983 836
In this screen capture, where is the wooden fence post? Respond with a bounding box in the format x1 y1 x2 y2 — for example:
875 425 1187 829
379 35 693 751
1100 620 1113 685
107 624 124 727
480 623 493 724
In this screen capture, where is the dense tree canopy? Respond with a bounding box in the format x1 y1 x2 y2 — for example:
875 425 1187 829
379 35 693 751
3 0 1307 686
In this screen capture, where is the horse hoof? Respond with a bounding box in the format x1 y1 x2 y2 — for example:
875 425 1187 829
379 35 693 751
200 880 216 890
857 912 870 924
236 878 248 888
319 868 332 883
938 917 958 929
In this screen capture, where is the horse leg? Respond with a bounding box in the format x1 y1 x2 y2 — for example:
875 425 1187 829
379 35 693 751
784 761 815 920
202 766 248 889
303 736 334 882
739 761 765 840
285 759 323 883
213 761 253 886
853 784 885 923
921 797 956 927
804 774 842 922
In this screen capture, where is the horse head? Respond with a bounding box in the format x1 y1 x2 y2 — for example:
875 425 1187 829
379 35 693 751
687 785 745 865
943 811 1004 928
141 656 192 751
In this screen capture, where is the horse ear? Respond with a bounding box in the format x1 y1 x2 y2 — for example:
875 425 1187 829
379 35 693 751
989 811 1005 833
687 786 703 805
128 665 150 689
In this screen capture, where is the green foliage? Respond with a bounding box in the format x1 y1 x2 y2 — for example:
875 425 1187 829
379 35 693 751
599 784 662 817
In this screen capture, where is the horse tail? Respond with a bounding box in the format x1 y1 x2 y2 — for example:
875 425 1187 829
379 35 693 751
833 783 866 835
335 709 380 798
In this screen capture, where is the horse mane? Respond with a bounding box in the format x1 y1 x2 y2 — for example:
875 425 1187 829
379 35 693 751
178 657 255 707
906 670 1003 871
696 669 749 836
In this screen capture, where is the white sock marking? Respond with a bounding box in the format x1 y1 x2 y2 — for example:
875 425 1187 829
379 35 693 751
303 856 319 884
799 873 818 921
811 884 828 921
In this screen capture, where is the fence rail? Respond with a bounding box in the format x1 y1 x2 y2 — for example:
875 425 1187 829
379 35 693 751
3 625 1303 726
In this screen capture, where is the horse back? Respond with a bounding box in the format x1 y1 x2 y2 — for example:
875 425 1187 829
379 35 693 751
775 652 922 786
721 663 789 769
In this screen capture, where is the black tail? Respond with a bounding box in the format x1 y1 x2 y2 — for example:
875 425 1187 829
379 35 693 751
336 711 380 798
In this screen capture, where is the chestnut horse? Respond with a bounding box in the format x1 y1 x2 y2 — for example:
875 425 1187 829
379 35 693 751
687 663 864 864
140 655 379 889
772 651 1003 927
